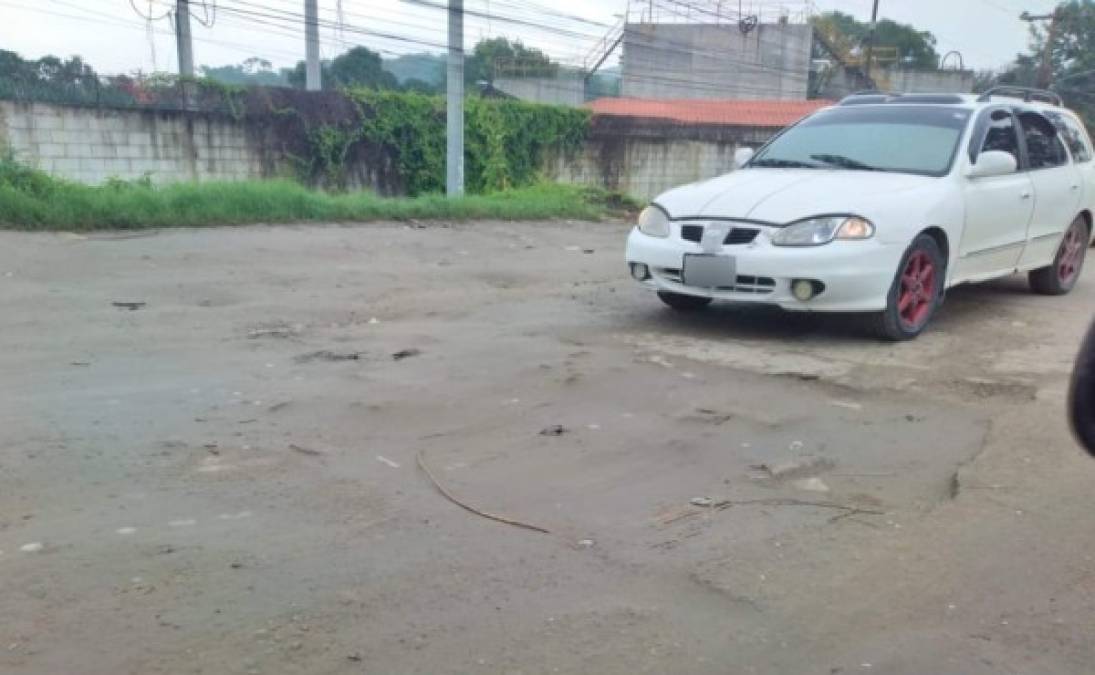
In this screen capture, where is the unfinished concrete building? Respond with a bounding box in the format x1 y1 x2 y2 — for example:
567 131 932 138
579 2 815 101
620 21 812 100
574 1 971 104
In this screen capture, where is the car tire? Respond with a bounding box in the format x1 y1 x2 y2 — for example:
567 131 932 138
1029 217 1088 296
657 291 712 311
871 234 945 341
1071 318 1095 456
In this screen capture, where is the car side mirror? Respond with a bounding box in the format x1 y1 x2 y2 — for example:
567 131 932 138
967 150 1017 179
1070 319 1095 456
734 147 755 169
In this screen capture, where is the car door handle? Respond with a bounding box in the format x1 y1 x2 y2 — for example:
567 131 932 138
1071 185 1081 191
1020 191 1032 199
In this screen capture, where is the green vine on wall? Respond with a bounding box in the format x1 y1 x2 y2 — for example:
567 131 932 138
345 89 590 195
170 86 591 194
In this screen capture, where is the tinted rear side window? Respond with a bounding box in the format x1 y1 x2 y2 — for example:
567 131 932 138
1046 112 1093 163
1019 112 1069 169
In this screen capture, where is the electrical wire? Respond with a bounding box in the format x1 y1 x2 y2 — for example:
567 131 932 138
13 0 1022 100
5 0 303 69
243 0 817 92
128 0 171 21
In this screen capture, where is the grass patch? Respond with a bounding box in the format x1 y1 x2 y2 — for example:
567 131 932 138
0 158 636 231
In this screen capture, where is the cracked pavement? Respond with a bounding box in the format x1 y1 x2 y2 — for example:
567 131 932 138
1 220 1094 674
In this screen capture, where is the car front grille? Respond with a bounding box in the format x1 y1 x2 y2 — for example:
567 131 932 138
679 223 761 246
656 268 775 294
724 228 761 245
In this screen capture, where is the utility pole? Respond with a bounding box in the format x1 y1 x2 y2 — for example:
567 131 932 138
175 0 194 78
305 0 322 91
446 0 464 196
1021 9 1060 89
863 0 880 85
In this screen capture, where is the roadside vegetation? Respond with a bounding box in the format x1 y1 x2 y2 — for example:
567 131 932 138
0 157 634 231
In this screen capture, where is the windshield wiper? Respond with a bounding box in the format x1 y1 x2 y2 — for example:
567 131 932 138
750 158 820 169
809 154 884 171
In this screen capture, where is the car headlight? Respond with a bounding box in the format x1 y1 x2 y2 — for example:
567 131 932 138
637 205 670 238
770 216 875 247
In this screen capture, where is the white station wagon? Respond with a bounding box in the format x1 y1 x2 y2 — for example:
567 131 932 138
626 88 1095 340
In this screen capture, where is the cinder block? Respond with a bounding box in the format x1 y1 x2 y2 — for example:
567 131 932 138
94 145 120 160
31 115 62 130
29 103 59 119
82 170 109 186
36 142 65 158
60 130 88 146
66 142 93 159
75 113 96 129
100 160 126 177
4 127 32 148
129 159 157 175
53 158 81 174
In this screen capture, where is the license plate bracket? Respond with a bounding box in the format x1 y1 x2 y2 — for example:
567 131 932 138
682 254 736 289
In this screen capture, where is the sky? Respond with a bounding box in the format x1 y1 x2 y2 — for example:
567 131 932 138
0 0 1065 76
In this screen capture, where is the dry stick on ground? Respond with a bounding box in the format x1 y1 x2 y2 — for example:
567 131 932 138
713 498 886 518
416 450 550 535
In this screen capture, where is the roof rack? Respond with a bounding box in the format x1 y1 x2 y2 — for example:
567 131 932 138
977 86 1062 106
838 92 965 106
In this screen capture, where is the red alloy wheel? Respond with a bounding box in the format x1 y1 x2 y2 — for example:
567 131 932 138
1058 220 1086 286
897 250 936 331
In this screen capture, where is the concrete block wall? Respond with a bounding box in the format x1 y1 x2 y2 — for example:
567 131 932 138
493 75 587 107
0 101 281 185
621 23 812 101
818 67 974 100
546 119 775 200
552 138 738 199
886 69 974 94
0 101 780 201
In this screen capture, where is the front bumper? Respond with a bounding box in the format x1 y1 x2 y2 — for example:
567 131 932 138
626 225 904 312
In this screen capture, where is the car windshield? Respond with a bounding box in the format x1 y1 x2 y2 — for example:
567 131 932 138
751 105 973 176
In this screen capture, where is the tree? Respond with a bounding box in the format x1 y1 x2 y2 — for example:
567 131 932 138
0 50 106 102
992 1 1095 127
201 57 287 86
401 77 440 94
464 37 557 84
329 47 398 90
285 46 399 91
813 11 940 69
383 53 445 88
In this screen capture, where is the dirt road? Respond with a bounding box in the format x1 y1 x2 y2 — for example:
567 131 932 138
2 221 1094 674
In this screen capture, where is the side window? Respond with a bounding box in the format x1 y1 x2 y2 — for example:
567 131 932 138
1019 112 1069 169
980 110 1021 167
1046 112 1093 163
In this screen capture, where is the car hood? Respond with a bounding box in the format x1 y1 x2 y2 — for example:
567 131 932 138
653 169 941 224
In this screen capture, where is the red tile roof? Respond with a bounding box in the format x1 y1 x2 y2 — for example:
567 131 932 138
588 97 832 128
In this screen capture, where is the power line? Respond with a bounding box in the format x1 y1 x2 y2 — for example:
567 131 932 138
7 0 1003 100
204 0 828 96
128 0 171 21
1 0 304 71
190 0 820 80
